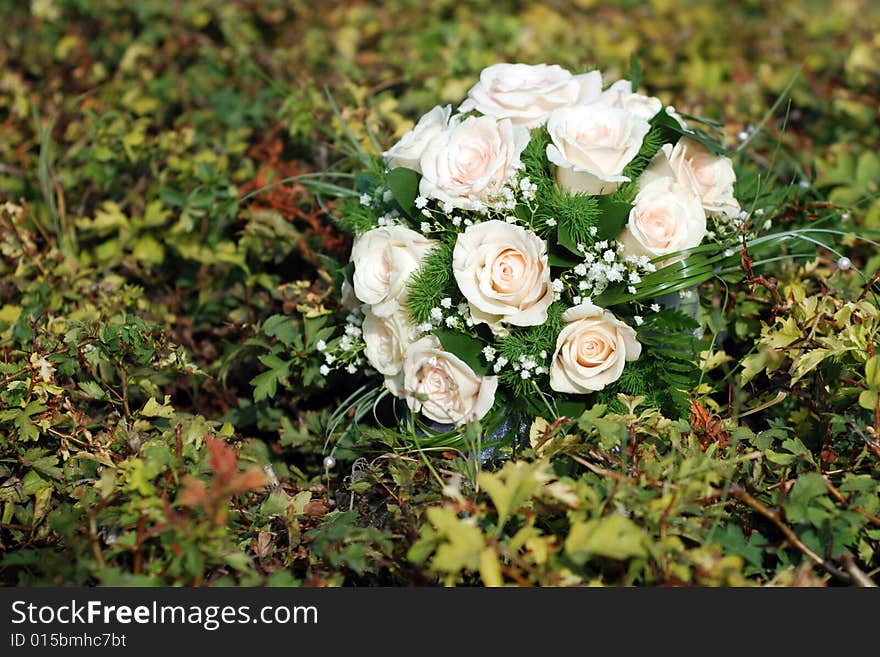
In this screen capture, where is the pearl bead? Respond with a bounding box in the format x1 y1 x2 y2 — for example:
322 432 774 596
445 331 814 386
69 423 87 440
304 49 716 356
323 456 336 469
837 256 852 271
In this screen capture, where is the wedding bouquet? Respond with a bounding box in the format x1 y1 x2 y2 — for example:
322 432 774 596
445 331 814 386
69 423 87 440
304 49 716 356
322 62 752 435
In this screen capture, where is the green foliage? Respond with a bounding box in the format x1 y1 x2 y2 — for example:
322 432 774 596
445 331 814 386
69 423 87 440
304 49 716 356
496 302 565 400
405 236 458 325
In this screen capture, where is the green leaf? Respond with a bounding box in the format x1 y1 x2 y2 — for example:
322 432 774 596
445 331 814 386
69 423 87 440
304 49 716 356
425 506 485 574
141 396 175 418
435 328 487 375
263 314 300 347
628 54 642 92
477 461 549 531
386 167 420 213
566 514 648 563
595 196 632 240
77 380 106 400
865 356 880 388
784 473 828 524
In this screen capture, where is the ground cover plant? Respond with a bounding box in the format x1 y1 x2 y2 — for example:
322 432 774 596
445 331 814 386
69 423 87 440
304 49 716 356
0 0 879 586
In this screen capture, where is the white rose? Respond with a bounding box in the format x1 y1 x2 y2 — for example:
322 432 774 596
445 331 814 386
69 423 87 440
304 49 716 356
382 105 451 173
546 104 651 195
549 302 641 394
452 220 553 334
362 306 418 378
402 336 498 426
351 225 436 317
419 115 530 210
459 63 602 128
598 79 662 121
619 176 706 259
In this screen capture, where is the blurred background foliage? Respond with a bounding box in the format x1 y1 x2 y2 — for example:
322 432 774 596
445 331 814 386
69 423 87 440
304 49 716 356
0 0 878 586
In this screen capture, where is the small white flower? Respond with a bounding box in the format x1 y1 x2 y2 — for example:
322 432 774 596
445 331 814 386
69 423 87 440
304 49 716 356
316 340 327 352
383 189 394 203
320 364 331 376
415 196 429 209
572 295 582 305
650 303 660 312
603 249 616 263
551 279 564 293
798 180 810 189
421 222 431 233
737 131 749 141
505 215 517 224
627 286 636 294
546 218 557 227
762 219 772 231
483 346 496 362
325 354 335 364
421 208 432 217
417 322 433 333
346 364 357 374
755 208 765 216
359 193 371 206
520 370 531 380
634 315 644 326
444 316 459 328
440 297 452 309
452 216 462 226
628 272 641 284
430 307 443 321
573 264 587 276
589 226 598 236
339 336 353 350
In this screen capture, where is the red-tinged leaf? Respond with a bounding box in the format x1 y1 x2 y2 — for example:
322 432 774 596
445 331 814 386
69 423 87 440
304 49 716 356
179 476 208 508
206 436 237 480
230 467 269 494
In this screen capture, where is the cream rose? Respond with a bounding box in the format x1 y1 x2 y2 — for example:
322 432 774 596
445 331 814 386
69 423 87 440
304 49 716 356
402 336 498 425
419 115 530 210
459 63 602 128
619 176 707 259
452 220 553 334
666 139 739 218
362 307 418 377
549 303 641 394
351 225 436 317
598 79 662 121
382 105 451 173
546 104 651 195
